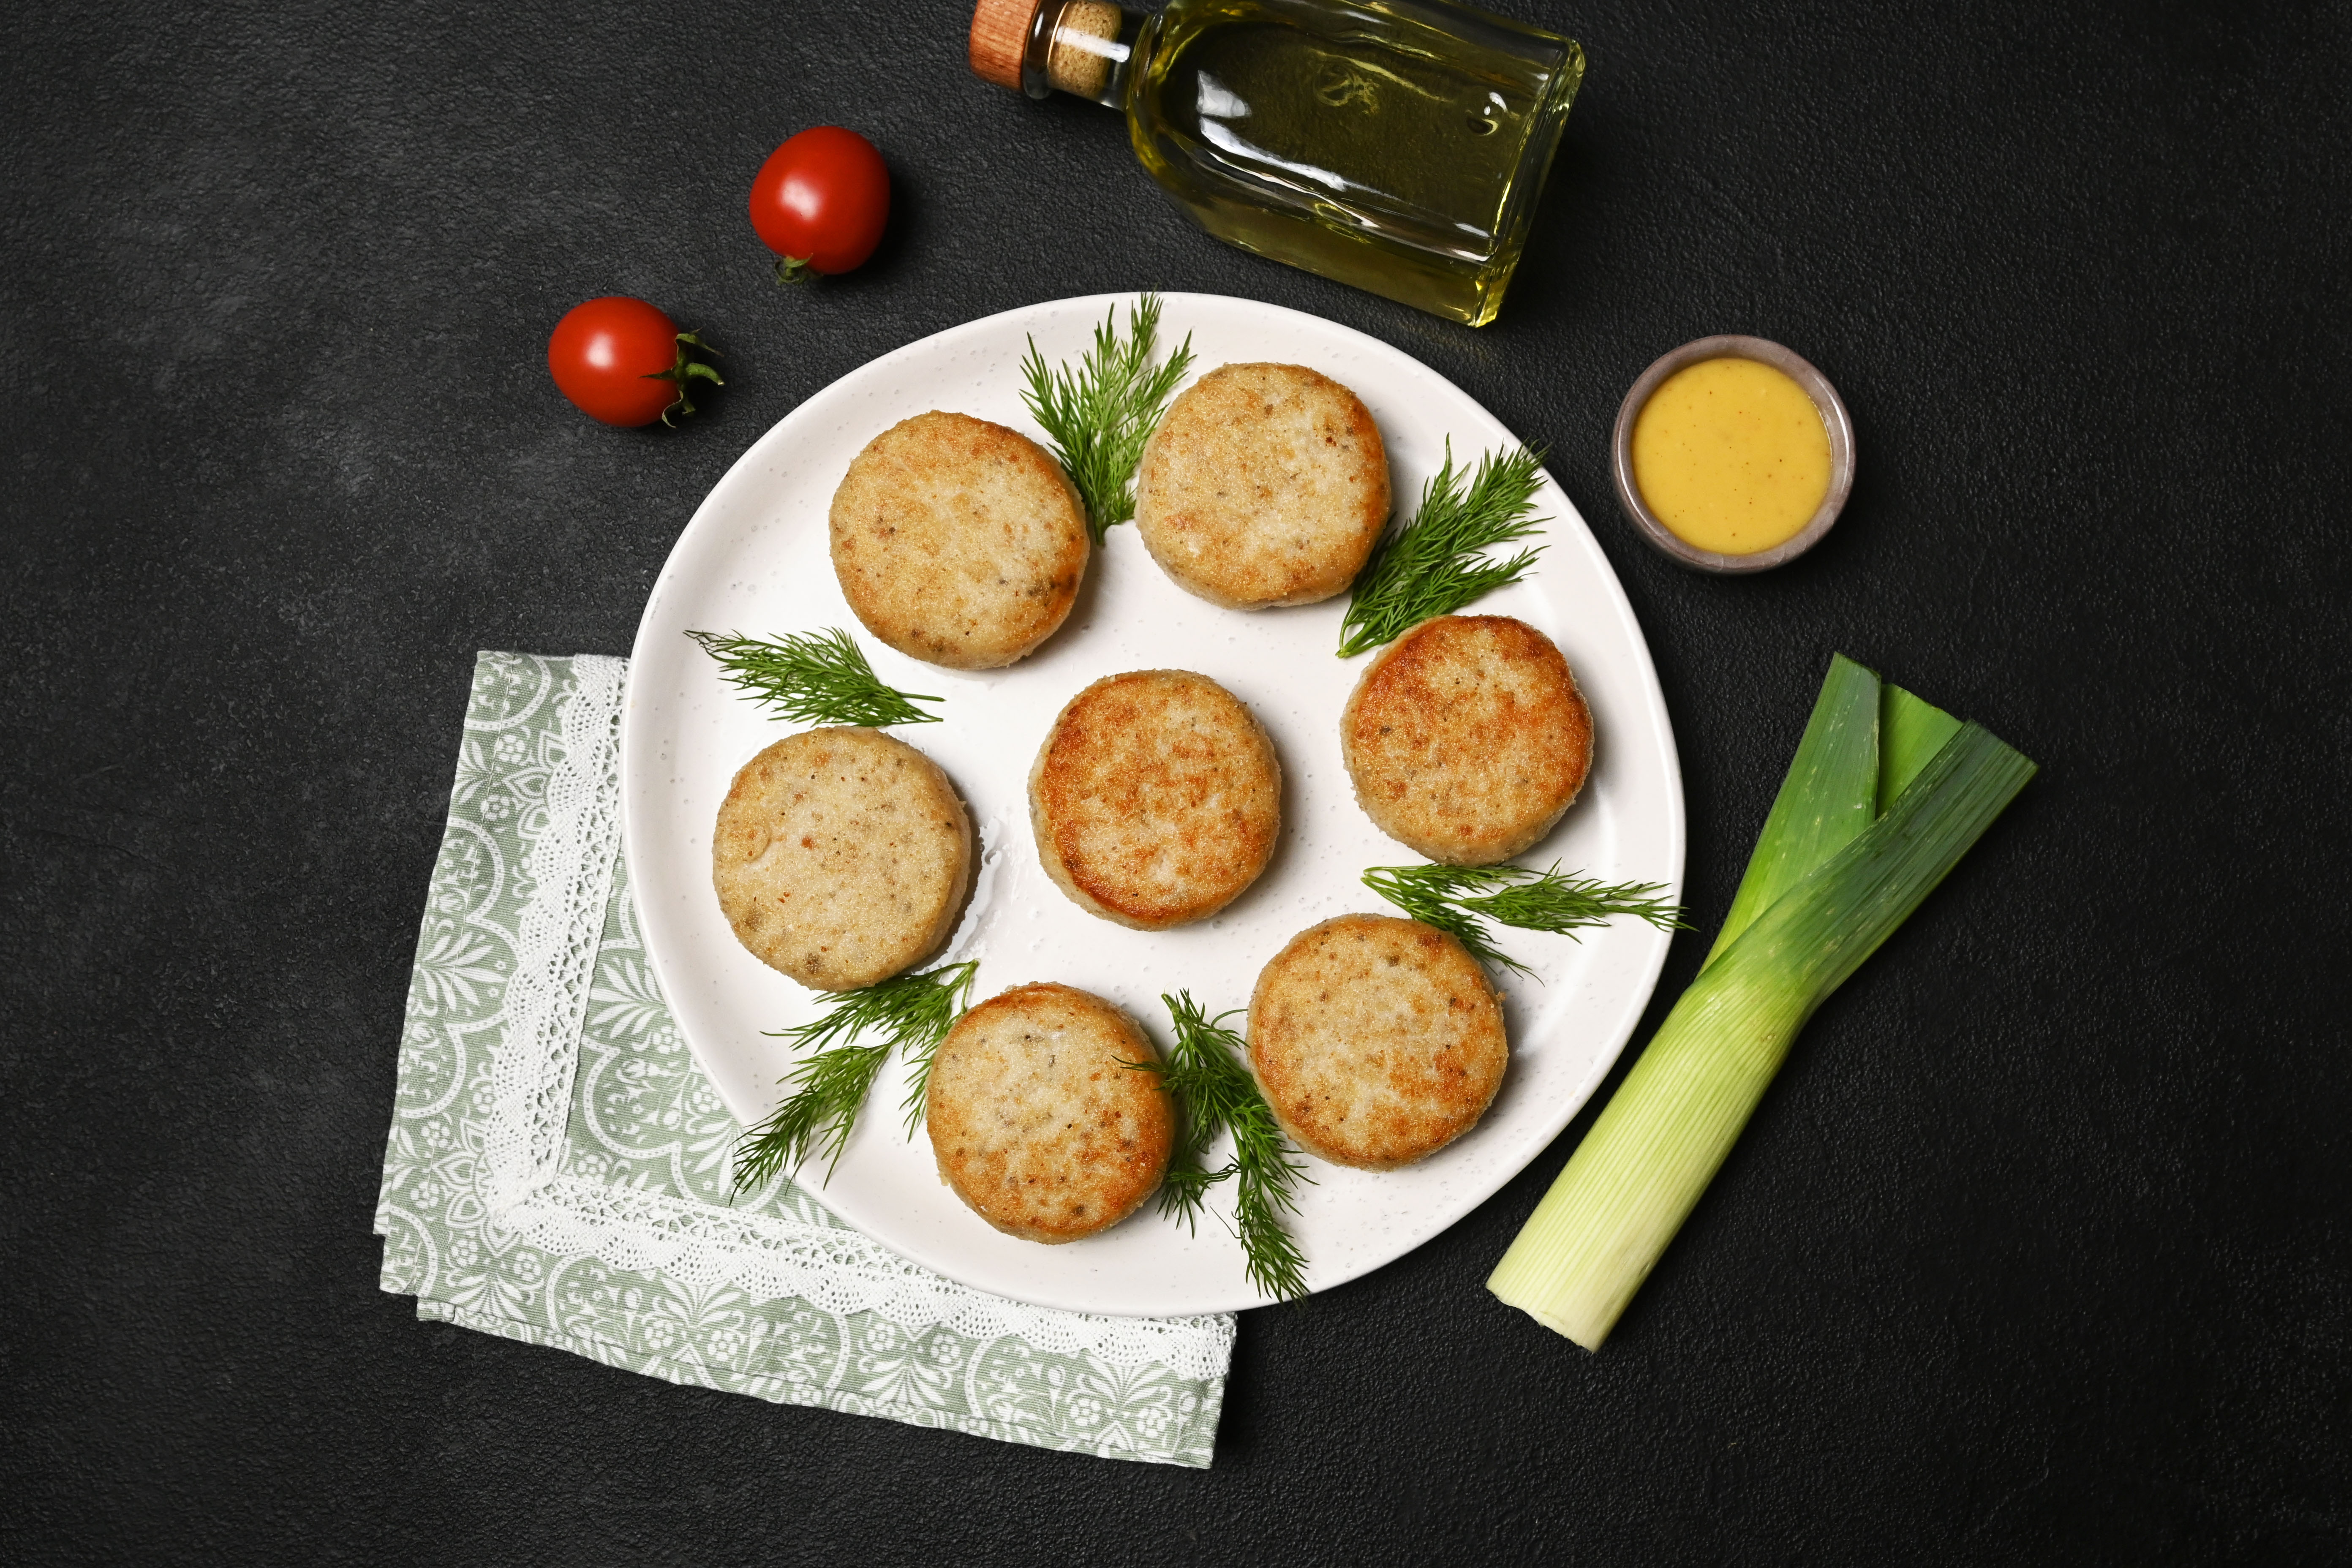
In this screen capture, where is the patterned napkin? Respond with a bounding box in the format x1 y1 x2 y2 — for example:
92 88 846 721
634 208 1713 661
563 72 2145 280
374 653 1233 1466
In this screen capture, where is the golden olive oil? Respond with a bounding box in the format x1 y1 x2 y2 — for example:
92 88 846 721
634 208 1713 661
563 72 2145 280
971 0 1583 326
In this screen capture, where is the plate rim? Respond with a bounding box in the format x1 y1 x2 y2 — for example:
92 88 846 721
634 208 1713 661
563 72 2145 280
621 289 1685 1315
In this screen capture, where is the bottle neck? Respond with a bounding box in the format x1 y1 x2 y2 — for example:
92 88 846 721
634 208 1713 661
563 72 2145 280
1023 0 1147 107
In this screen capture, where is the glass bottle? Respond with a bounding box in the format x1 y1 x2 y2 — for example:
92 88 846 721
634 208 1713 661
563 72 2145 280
969 0 1584 327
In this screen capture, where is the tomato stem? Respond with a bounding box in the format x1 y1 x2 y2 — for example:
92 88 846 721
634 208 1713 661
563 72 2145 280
644 332 724 427
773 255 820 287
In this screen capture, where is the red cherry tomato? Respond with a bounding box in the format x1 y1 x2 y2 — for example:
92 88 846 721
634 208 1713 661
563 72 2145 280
547 297 716 427
749 126 890 280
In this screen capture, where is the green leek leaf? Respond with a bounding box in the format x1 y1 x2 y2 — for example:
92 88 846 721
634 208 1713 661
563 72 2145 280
1879 683 1963 810
1704 653 1881 969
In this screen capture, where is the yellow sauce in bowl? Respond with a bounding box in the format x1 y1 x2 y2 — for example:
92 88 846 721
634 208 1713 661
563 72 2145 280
1630 357 1832 556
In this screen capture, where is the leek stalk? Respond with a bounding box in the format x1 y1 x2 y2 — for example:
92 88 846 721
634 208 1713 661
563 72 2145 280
1487 657 2036 1349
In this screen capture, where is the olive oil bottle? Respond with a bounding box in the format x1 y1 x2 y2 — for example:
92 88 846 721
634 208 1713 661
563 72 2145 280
970 0 1584 326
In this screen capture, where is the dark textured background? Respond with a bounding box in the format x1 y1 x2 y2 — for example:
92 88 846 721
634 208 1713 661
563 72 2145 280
5 0 2348 1560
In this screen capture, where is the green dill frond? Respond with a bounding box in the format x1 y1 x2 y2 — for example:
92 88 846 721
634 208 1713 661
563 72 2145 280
1148 1091 1216 1234
1156 1155 1222 1234
731 961 979 1193
1144 991 1313 1302
687 627 942 728
891 961 980 1135
730 1036 893 1194
1021 294 1196 542
1337 443 1550 658
1361 864 1519 973
1362 863 1687 979
1466 867 1685 937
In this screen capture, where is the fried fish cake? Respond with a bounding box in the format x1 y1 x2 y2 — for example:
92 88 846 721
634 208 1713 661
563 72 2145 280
1133 363 1390 610
1247 914 1507 1171
1341 614 1594 866
711 727 972 992
925 983 1173 1244
1029 670 1282 931
829 410 1090 670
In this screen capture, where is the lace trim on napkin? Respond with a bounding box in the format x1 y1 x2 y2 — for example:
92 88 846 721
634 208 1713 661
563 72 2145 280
478 656 1234 1385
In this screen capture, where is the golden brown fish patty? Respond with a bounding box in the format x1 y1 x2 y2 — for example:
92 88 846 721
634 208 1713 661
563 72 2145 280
925 983 1173 1244
829 410 1090 670
1342 614 1594 866
1029 670 1282 931
1133 363 1390 610
711 728 972 992
1247 914 1507 1171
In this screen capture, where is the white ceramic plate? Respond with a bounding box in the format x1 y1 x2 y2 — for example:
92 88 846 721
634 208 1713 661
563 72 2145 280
623 293 1683 1316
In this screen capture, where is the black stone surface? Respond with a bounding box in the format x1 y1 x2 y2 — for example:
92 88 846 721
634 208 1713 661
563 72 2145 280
5 0 2348 1560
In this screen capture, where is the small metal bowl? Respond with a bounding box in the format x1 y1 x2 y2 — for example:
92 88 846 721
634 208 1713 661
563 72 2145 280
1610 335 1856 574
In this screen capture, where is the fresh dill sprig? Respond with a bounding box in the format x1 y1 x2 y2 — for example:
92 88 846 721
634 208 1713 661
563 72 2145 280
687 627 942 727
1021 294 1196 542
1363 863 1687 979
1337 443 1550 658
1139 991 1312 1303
892 961 981 1136
731 961 979 1192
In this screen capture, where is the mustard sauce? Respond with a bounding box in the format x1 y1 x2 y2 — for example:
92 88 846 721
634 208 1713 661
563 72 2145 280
1631 357 1832 555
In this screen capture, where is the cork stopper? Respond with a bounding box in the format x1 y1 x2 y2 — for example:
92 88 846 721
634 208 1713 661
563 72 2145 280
1046 1 1123 100
970 0 1126 98
969 0 1043 91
